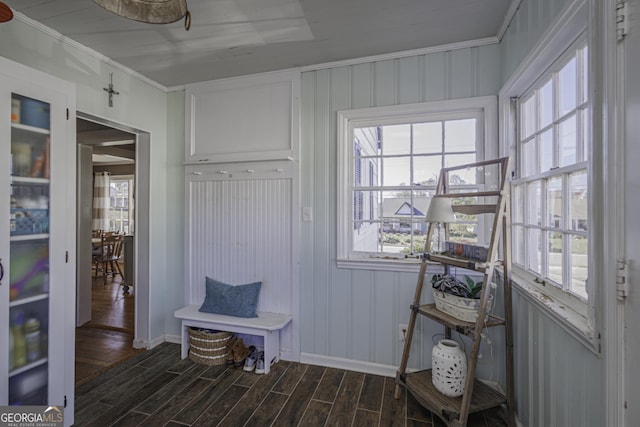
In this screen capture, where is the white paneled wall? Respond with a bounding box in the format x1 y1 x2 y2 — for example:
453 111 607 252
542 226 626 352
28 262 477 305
299 43 501 374
499 0 605 425
185 164 295 354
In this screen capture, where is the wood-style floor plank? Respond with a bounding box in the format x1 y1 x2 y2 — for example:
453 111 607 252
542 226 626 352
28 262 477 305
324 370 365 426
73 273 509 427
74 343 507 427
172 368 244 425
272 364 325 426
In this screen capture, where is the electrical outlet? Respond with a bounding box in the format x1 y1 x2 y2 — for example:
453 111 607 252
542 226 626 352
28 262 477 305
399 324 408 342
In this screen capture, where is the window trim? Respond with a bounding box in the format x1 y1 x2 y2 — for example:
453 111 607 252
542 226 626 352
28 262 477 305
337 96 498 270
498 0 599 353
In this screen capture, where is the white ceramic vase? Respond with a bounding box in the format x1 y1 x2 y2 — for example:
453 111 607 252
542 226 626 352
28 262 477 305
431 339 467 397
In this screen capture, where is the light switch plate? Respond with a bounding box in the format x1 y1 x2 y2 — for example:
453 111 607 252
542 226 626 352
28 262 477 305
302 207 313 222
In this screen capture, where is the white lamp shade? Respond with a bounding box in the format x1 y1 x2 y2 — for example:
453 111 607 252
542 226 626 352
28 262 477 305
425 197 455 223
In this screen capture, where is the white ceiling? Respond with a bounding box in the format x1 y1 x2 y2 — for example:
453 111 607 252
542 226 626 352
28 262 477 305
3 0 514 87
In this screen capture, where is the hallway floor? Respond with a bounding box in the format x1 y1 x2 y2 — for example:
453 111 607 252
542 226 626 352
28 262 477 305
75 269 141 386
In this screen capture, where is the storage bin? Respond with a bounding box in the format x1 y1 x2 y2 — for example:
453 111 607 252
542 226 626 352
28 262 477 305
188 328 232 365
20 97 50 129
433 290 493 323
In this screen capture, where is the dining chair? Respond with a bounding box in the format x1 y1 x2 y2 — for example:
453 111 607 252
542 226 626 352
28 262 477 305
92 233 124 284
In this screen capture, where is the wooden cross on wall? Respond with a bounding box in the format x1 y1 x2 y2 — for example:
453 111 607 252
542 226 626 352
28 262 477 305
103 73 120 108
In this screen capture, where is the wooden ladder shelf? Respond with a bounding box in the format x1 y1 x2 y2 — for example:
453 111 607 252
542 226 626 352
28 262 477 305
394 157 516 427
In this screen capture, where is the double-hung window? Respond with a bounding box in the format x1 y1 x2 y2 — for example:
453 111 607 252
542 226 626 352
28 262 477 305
511 36 590 315
337 97 496 270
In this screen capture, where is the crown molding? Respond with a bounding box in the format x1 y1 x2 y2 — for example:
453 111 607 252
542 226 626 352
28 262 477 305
299 37 498 73
13 11 168 92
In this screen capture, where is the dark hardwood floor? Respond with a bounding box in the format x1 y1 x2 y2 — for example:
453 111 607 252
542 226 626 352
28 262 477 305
75 265 142 386
74 342 506 426
73 265 506 426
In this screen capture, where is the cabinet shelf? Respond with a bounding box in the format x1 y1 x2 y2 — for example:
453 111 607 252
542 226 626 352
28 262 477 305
11 176 50 185
9 358 48 378
10 234 49 242
9 293 48 308
417 304 504 337
11 122 50 135
398 370 506 421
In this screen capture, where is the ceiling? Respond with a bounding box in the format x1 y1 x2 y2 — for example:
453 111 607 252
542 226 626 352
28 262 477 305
4 0 514 88
77 118 136 164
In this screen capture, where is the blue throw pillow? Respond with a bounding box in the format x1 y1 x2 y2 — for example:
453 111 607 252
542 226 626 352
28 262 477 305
199 277 261 318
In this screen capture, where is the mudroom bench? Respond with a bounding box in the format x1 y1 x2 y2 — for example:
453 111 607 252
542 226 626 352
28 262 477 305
174 305 292 374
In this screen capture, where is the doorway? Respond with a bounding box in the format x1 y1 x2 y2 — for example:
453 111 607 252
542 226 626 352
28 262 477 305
74 113 151 383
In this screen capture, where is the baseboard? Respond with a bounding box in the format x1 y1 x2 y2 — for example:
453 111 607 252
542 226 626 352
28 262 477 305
299 352 405 378
132 338 147 349
164 333 181 344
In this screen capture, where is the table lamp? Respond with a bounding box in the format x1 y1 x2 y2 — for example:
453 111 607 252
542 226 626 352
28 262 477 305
425 196 455 253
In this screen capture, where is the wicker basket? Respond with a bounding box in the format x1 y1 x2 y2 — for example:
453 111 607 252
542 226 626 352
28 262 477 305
188 328 232 365
433 290 493 323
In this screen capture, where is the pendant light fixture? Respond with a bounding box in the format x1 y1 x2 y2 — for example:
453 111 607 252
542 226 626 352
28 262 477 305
0 2 13 23
94 0 191 30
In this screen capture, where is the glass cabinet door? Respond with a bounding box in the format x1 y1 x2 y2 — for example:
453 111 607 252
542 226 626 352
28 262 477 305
8 93 51 405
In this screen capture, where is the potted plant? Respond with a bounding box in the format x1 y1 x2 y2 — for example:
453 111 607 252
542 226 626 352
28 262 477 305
431 274 493 322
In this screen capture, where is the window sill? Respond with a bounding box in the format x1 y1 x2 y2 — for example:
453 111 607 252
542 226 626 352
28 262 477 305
337 257 423 273
336 257 482 276
509 272 601 355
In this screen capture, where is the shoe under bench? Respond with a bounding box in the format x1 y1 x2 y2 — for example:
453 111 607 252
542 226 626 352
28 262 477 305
174 304 292 374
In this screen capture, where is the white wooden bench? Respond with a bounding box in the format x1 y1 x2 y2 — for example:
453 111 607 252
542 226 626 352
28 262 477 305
174 305 292 374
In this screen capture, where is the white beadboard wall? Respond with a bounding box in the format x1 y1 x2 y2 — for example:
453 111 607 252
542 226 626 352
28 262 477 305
299 44 502 376
185 170 294 353
499 0 605 426
499 0 573 85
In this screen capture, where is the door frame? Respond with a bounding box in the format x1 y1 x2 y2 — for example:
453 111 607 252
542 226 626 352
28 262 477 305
75 111 151 347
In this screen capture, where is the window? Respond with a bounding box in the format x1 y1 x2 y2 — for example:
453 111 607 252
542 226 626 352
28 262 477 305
511 37 589 313
109 176 134 234
337 97 496 269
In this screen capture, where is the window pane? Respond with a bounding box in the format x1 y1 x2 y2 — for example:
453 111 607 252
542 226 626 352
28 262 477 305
581 107 589 162
570 235 588 299
548 231 563 285
413 122 442 154
354 127 380 156
513 184 523 223
449 220 478 243
521 139 537 177
444 119 476 152
445 153 477 185
513 225 524 266
353 220 382 253
382 124 410 155
527 181 542 226
559 114 577 167
547 177 562 228
521 95 536 139
559 57 577 117
540 79 553 128
570 170 588 231
540 129 554 172
382 157 411 186
581 46 589 103
527 228 542 274
413 155 441 186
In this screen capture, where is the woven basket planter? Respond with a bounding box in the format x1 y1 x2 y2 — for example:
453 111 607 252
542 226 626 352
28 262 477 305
433 290 493 323
188 328 232 366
